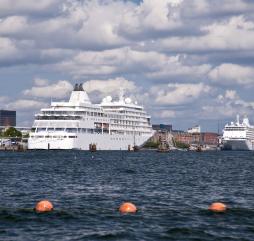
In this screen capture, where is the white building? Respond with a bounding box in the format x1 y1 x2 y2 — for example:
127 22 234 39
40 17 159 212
187 125 201 134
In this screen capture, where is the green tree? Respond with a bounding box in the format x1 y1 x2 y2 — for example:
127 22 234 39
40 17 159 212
3 127 22 138
175 140 190 149
143 141 159 148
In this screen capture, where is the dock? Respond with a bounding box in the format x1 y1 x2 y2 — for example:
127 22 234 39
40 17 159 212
0 144 27 152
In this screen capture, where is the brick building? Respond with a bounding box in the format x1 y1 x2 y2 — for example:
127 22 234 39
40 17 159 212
202 132 219 145
173 132 219 146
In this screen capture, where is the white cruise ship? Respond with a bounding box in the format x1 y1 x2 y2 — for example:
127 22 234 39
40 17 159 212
28 84 154 150
222 115 254 151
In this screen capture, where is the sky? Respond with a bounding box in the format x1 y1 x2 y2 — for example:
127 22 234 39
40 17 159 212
1 0 254 132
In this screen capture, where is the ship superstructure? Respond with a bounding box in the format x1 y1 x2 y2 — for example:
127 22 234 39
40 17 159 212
28 84 154 150
222 115 254 151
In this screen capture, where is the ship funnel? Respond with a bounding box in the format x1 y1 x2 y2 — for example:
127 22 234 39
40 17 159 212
74 83 79 91
69 83 91 104
79 84 84 91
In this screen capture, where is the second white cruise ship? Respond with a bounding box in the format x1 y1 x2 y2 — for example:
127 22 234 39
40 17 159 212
222 115 254 151
28 84 154 150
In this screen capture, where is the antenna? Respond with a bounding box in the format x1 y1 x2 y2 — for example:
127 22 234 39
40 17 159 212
119 87 125 102
236 114 240 125
217 120 220 135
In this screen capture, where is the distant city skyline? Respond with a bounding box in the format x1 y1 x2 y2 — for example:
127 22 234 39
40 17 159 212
1 0 254 132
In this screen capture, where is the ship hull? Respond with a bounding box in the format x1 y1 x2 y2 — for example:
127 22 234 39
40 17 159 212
222 139 254 151
28 132 153 150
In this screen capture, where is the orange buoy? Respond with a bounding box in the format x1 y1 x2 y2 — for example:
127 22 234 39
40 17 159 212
35 200 53 213
208 202 227 212
119 202 137 214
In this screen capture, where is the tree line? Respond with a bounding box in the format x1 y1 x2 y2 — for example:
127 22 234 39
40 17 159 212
0 127 22 138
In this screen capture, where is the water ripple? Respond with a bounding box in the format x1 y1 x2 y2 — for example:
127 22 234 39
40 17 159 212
0 150 254 240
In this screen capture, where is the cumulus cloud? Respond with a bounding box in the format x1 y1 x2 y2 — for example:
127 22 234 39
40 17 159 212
147 56 211 80
0 0 129 51
34 78 49 86
224 90 239 100
209 63 254 86
159 110 176 118
119 0 183 39
0 96 9 104
0 0 185 63
57 47 211 80
0 0 61 17
23 80 73 98
56 48 166 77
0 37 46 66
0 16 28 35
159 16 254 52
202 89 254 119
151 83 211 105
1 0 254 130
6 99 48 110
181 0 253 17
83 77 137 95
0 37 19 60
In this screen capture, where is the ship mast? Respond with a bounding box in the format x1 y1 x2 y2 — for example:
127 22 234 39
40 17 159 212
236 114 240 125
119 88 125 103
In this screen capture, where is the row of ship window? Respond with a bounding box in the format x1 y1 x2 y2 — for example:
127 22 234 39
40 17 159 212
41 110 148 118
41 110 146 116
30 133 143 139
111 110 146 116
43 107 145 114
31 127 150 135
35 115 149 124
30 135 77 139
33 128 108 134
36 115 148 121
225 128 246 131
36 116 82 120
40 112 104 117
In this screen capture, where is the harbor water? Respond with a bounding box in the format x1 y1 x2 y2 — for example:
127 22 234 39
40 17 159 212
0 150 254 240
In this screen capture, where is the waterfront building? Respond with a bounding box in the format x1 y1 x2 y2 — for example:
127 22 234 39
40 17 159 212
174 132 193 144
0 110 16 127
173 132 219 146
187 125 201 134
152 124 172 132
202 132 219 145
